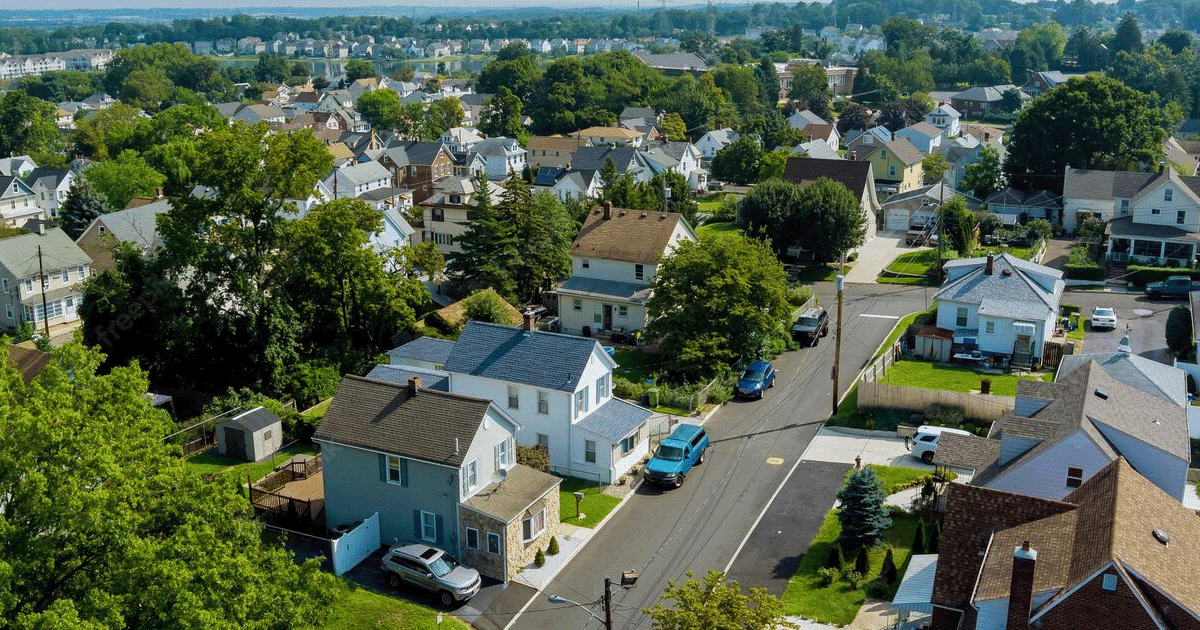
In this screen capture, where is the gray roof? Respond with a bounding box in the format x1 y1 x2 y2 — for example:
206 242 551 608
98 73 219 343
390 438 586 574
1106 215 1200 242
1062 168 1161 201
389 336 456 365
444 321 609 392
952 84 1025 103
575 398 653 441
633 51 709 72
26 168 70 190
790 109 827 126
571 146 644 173
90 199 171 250
314 375 495 468
225 406 280 433
620 106 657 120
933 253 1063 321
0 228 92 279
881 184 978 210
794 140 842 161
700 128 738 146
395 141 449 166
461 463 561 523
471 137 522 157
557 276 653 303
901 121 943 139
1057 352 1187 408
366 364 449 391
337 160 391 185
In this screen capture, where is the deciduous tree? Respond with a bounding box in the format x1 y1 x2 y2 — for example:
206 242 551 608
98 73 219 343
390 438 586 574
710 134 763 186
83 150 166 209
795 177 867 263
644 570 796 630
479 86 523 139
961 146 1004 200
0 91 60 159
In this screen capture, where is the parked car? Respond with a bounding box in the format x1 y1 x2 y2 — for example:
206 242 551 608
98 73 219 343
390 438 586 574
911 425 972 464
381 544 481 607
791 307 829 345
1144 275 1200 299
643 424 709 488
736 361 776 399
1090 307 1117 330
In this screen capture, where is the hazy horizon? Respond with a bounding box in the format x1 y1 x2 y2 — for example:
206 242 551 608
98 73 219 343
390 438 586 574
0 0 790 12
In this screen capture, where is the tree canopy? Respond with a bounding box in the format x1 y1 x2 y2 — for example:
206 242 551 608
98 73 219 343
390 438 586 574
644 570 795 630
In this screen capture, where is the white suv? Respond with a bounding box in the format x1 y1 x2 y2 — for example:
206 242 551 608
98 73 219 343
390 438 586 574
381 543 481 607
911 425 972 464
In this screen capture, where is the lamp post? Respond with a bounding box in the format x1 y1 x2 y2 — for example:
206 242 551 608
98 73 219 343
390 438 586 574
547 578 613 630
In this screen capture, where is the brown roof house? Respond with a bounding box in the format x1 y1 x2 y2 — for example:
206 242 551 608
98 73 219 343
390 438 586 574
782 156 881 243
4 342 51 385
895 458 1200 630
526 135 591 169
314 374 560 582
934 358 1189 502
556 202 697 337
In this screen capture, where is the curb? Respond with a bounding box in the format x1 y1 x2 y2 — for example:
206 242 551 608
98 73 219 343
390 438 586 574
821 425 900 439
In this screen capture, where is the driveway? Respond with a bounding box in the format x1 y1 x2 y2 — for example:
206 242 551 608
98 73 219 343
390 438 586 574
1063 290 1172 364
844 233 921 284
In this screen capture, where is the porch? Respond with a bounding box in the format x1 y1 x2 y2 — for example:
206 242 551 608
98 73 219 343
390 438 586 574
1105 216 1200 267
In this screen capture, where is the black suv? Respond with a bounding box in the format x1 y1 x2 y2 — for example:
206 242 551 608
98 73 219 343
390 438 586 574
791 307 829 345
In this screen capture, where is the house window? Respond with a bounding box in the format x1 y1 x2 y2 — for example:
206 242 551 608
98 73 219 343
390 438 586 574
61 268 68 282
1119 199 1129 214
4 304 11 320
572 299 582 312
635 264 644 280
1165 242 1192 261
985 320 995 334
386 455 407 485
576 388 589 414
582 258 590 269
956 307 968 328
584 439 596 463
466 527 479 550
1165 188 1173 202
593 304 602 324
620 434 638 454
881 149 887 159
263 430 272 441
508 385 519 409
1178 211 1186 225
24 278 32 293
420 511 437 542
522 508 545 542
1066 466 1083 488
1152 208 1161 215
495 438 511 470
1 278 6 293
596 374 609 402
1102 574 1117 591
431 208 444 222
889 164 896 177
538 391 549 414
618 305 628 318
487 532 501 554
464 460 477 493
1133 239 1160 257
537 433 549 450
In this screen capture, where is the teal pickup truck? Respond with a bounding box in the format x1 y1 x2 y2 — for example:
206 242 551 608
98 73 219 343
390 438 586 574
643 424 709 488
1145 275 1200 299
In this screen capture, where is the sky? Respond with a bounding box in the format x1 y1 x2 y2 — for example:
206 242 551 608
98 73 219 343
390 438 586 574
0 0 795 12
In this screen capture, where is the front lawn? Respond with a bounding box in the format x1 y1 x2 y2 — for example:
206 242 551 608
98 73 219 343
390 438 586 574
791 264 840 283
322 580 470 630
885 249 938 276
558 476 622 528
877 275 933 285
185 442 320 483
782 509 922 625
848 464 954 495
880 360 1051 397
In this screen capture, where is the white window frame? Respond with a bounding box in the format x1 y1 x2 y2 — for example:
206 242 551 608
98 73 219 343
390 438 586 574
522 508 546 542
1165 187 1173 202
572 298 582 312
620 434 637 454
537 433 549 450
596 374 609 403
464 460 478 493
466 527 479 550
1 277 6 293
618 305 628 318
984 320 995 334
593 303 602 324
420 511 437 542
487 531 501 554
576 387 589 414
956 307 968 328
584 439 597 464
537 390 549 414
495 438 511 470
1179 210 1186 225
507 384 519 409
4 303 11 320
386 455 406 485
23 278 32 293
61 268 68 282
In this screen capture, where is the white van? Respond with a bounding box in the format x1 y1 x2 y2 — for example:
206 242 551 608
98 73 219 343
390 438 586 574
911 425 971 464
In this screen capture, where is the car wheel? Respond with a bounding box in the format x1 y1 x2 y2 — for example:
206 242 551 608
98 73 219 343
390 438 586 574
697 449 705 464
1150 291 1162 300
674 476 683 488
438 591 456 608
387 573 402 589
921 451 934 465
812 336 820 346
821 325 829 337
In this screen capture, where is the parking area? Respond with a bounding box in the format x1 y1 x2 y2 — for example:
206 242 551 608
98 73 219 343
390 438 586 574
800 426 935 471
844 233 912 284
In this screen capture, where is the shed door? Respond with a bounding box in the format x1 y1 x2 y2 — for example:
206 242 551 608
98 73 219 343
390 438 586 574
224 426 248 461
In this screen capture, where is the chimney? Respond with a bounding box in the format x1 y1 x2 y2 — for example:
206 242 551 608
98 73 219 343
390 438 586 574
986 254 995 275
155 187 163 199
603 200 612 219
522 309 535 332
850 151 857 161
1159 160 1166 174
407 375 421 396
984 132 991 142
1006 542 1038 630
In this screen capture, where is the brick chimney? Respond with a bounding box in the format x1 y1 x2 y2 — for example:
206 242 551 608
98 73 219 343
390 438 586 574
603 200 612 220
407 375 421 396
986 254 995 275
1006 541 1038 630
850 151 857 161
523 309 536 332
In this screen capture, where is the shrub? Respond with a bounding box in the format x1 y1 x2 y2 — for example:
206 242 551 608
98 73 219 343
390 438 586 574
817 567 840 587
1126 266 1200 286
847 252 859 262
880 547 898 584
613 376 651 401
547 536 560 555
535 549 546 567
854 546 869 575
827 544 843 569
843 570 865 589
517 444 551 472
787 283 815 308
1167 305 1193 357
865 579 890 598
462 289 515 325
928 521 941 553
924 404 964 427
1059 303 1081 317
912 520 927 555
1063 264 1107 281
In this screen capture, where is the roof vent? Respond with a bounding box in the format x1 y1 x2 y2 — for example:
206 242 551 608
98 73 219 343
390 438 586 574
1153 527 1170 546
1094 388 1109 400
1001 268 1012 276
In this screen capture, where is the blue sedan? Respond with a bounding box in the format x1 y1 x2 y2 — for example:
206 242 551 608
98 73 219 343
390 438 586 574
736 361 776 399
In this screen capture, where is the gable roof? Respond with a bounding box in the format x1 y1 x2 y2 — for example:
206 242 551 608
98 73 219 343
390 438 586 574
365 363 449 391
425 289 525 329
575 126 644 140
782 156 873 199
389 336 457 366
87 199 170 251
572 204 694 264
1057 352 1187 408
870 137 924 166
570 146 644 172
226 406 280 433
5 344 52 385
900 121 943 140
443 321 610 393
933 253 1063 321
794 140 842 161
1062 167 1172 201
315 375 496 468
633 51 709 72
527 135 589 153
336 160 391 185
0 228 91 279
929 103 960 118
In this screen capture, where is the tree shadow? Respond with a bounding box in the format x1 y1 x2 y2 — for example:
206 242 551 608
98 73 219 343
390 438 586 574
772 551 805 580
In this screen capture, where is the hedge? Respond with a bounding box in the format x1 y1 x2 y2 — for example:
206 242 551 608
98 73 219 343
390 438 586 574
1063 264 1106 281
1060 303 1081 317
1125 266 1200 286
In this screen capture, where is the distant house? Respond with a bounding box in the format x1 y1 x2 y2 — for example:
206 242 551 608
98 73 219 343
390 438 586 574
526 135 591 169
367 141 456 205
924 102 961 137
419 175 502 255
782 156 880 237
439 127 484 154
632 51 709 76
324 161 392 199
696 128 739 161
469 137 526 181
881 184 977 231
231 104 286 125
574 126 646 148
0 176 41 226
387 336 457 371
950 84 1027 119
801 123 840 152
557 201 697 337
1020 70 1082 97
4 343 51 385
787 109 827 129
862 138 925 196
793 140 842 161
75 198 170 272
570 146 653 184
26 168 74 218
984 187 1061 226
895 121 944 154
843 125 892 161
0 228 92 334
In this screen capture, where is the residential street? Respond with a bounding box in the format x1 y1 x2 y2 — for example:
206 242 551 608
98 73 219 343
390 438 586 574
1061 290 1174 363
487 283 931 630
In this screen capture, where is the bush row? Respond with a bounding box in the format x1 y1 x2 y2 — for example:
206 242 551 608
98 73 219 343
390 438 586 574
1125 266 1200 286
1063 264 1106 281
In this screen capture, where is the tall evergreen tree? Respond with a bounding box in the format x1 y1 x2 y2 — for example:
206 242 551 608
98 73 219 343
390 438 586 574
754 56 781 107
449 171 518 300
912 520 927 554
59 178 111 239
836 467 892 549
1110 13 1144 55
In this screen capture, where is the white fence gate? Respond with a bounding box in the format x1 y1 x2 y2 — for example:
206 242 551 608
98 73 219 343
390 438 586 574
330 512 380 576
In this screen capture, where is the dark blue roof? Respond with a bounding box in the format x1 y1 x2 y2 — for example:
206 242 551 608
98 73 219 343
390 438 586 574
534 167 565 187
366 364 450 391
444 321 605 392
389 336 456 365
576 398 653 441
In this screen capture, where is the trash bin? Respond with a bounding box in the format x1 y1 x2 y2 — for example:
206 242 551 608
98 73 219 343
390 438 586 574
646 387 659 407
582 325 591 338
980 379 991 395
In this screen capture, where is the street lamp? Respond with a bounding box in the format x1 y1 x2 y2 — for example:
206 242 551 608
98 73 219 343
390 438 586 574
547 593 608 628
547 577 615 629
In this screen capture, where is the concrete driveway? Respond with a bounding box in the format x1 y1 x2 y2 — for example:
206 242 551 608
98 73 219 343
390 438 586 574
845 232 924 284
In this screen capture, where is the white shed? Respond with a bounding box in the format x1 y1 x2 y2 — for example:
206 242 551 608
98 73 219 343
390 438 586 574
216 406 283 462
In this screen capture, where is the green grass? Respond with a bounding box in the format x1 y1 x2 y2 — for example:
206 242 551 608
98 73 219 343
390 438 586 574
836 383 859 417
613 348 665 383
184 442 320 483
1067 315 1086 342
876 307 936 360
847 464 950 495
791 264 840 283
322 580 470 630
695 221 741 240
651 405 691 416
885 249 939 276
696 192 733 215
558 477 622 528
877 275 933 285
880 361 1048 397
303 398 332 421
782 509 923 625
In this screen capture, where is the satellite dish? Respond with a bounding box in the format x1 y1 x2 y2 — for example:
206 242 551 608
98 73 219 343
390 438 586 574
492 468 508 485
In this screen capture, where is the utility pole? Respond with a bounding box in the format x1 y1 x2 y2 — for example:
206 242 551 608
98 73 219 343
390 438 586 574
37 244 49 339
603 577 613 630
832 252 844 416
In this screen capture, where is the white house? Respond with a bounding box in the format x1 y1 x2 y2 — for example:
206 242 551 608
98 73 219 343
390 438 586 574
440 127 484 154
469 137 526 181
696 128 739 161
894 121 944 154
323 161 392 199
932 253 1063 369
443 318 653 484
0 227 92 334
924 102 961 137
420 175 503 255
556 202 696 337
26 168 74 218
0 175 43 226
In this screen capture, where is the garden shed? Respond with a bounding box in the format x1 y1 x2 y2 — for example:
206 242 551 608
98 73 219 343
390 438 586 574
216 406 283 462
912 326 954 361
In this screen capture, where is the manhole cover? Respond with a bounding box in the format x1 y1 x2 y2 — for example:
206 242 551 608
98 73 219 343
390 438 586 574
766 457 784 465
1131 309 1153 318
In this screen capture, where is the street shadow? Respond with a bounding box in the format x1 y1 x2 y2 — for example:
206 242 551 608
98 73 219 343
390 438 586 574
711 422 803 444
772 552 805 580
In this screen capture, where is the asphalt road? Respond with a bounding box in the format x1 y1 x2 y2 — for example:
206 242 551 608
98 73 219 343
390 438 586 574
1061 290 1175 364
493 283 932 630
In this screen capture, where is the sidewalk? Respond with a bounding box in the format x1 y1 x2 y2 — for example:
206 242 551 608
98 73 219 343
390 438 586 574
800 426 935 471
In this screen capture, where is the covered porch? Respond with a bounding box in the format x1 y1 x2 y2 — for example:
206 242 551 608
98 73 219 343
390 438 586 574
890 553 938 629
1105 216 1200 267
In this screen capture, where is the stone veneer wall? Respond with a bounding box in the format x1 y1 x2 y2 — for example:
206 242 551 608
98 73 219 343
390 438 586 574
459 509 507 581
505 489 561 580
459 487 562 582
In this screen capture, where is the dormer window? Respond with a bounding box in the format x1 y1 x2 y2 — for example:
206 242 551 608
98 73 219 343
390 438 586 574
1120 199 1129 214
1165 188 1173 202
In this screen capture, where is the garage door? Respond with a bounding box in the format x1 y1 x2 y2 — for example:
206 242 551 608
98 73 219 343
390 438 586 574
885 208 910 230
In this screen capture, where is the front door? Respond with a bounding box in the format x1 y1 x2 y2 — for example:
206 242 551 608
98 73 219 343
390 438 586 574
603 304 613 330
1015 334 1033 355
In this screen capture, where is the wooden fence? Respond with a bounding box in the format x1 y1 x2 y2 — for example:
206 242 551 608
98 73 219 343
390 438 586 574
254 454 322 493
861 340 904 384
249 487 325 529
857 380 1014 421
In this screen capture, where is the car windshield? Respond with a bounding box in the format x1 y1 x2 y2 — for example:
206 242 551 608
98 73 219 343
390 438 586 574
742 369 765 381
1094 308 1114 317
427 553 460 578
798 317 820 326
655 445 684 461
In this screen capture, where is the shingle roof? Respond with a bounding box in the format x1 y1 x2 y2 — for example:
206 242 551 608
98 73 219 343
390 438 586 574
366 364 449 391
933 253 1063 321
794 140 842 161
389 337 456 365
876 137 924 166
90 199 170 250
570 146 642 172
1057 352 1187 408
526 135 589 153
443 321 608 392
902 121 942 139
933 432 1001 474
782 157 873 199
226 406 280 433
575 398 653 441
571 204 691 265
620 106 657 120
633 51 709 72
314 375 494 467
461 463 561 523
337 160 391 185
0 228 92 279
558 276 654 302
4 344 51 385
576 126 644 140
1062 168 1160 200
1106 215 1200 242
